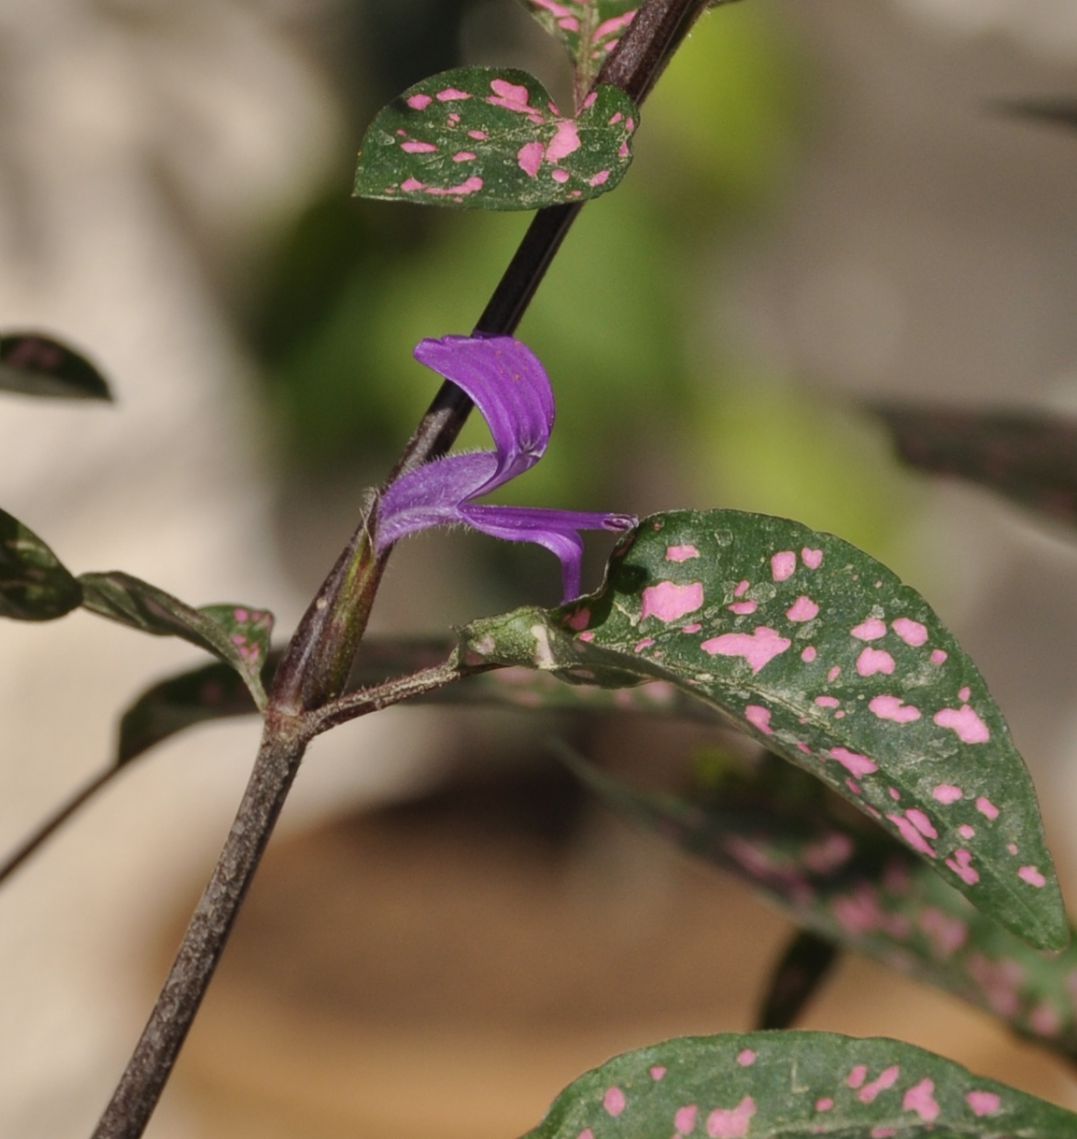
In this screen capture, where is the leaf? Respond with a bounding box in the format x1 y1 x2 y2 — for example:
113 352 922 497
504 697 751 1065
461 509 1067 949
353 68 637 210
115 638 709 765
873 404 1077 531
0 507 83 621
515 2 639 103
758 929 839 1031
79 572 273 709
567 751 1077 1065
0 331 112 401
995 97 1077 134
522 1031 1077 1139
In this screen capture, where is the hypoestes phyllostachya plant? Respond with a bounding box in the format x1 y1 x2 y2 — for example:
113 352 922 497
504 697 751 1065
2 2 1076 1137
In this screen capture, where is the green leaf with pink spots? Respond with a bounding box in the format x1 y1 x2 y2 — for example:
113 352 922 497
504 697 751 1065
0 331 112 401
522 1031 1077 1139
461 509 1067 949
874 404 1077 531
567 749 1077 1064
0 507 82 621
79 572 273 710
515 2 639 105
353 68 637 210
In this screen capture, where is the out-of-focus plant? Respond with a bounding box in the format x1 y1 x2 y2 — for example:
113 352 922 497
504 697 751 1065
2 3 1075 1137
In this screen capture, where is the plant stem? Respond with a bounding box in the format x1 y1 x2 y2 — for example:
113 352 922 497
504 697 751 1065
91 713 310 1139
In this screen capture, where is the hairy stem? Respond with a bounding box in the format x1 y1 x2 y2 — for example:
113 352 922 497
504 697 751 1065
91 714 310 1139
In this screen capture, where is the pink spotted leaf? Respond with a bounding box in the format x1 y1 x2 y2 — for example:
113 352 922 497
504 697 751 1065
522 1032 1076 1139
567 749 1077 1065
79 572 273 710
353 68 636 210
461 509 1067 949
515 1 639 105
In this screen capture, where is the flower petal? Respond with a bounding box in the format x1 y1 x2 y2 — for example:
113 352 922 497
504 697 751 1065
413 335 553 493
462 505 635 599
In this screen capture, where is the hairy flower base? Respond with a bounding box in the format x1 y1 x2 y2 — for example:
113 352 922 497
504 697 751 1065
378 335 635 598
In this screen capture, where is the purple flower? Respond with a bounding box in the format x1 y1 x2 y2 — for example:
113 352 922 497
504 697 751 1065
378 335 636 599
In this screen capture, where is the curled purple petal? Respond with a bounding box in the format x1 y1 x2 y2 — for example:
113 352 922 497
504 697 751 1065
378 335 637 599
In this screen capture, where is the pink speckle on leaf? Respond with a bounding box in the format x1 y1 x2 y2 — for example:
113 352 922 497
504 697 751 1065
859 1066 900 1103
830 747 878 777
578 1131 594 1139
934 705 990 743
1019 865 1047 888
551 168 570 184
744 705 774 735
946 848 979 885
588 170 611 187
737 1049 757 1067
682 623 702 634
932 784 963 804
802 547 823 569
930 649 948 665
436 87 471 101
892 617 928 646
406 93 433 110
517 140 544 177
851 617 887 641
603 1087 626 1117
650 1065 667 1081
733 580 750 597
801 645 817 662
400 177 425 192
706 1096 756 1138
815 1098 834 1113
869 695 921 723
421 176 484 197
976 797 999 820
958 824 975 839
958 686 971 702
452 150 477 162
889 814 937 858
487 79 540 119
966 1091 1001 1117
815 695 840 709
467 129 488 140
641 580 704 623
634 637 655 653
545 120 581 162
920 907 968 957
905 809 937 839
675 1105 698 1134
701 627 791 674
667 544 700 562
771 550 796 581
401 140 438 154
728 600 758 615
786 595 819 622
857 647 895 677
827 665 842 682
847 1066 868 1089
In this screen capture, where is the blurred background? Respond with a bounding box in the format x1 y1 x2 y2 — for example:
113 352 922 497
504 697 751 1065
1 0 1075 1135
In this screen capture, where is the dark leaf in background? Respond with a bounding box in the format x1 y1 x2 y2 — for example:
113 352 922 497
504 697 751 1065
565 749 1077 1066
0 507 83 621
0 331 111 401
995 97 1077 134
757 928 840 1030
873 404 1077 530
